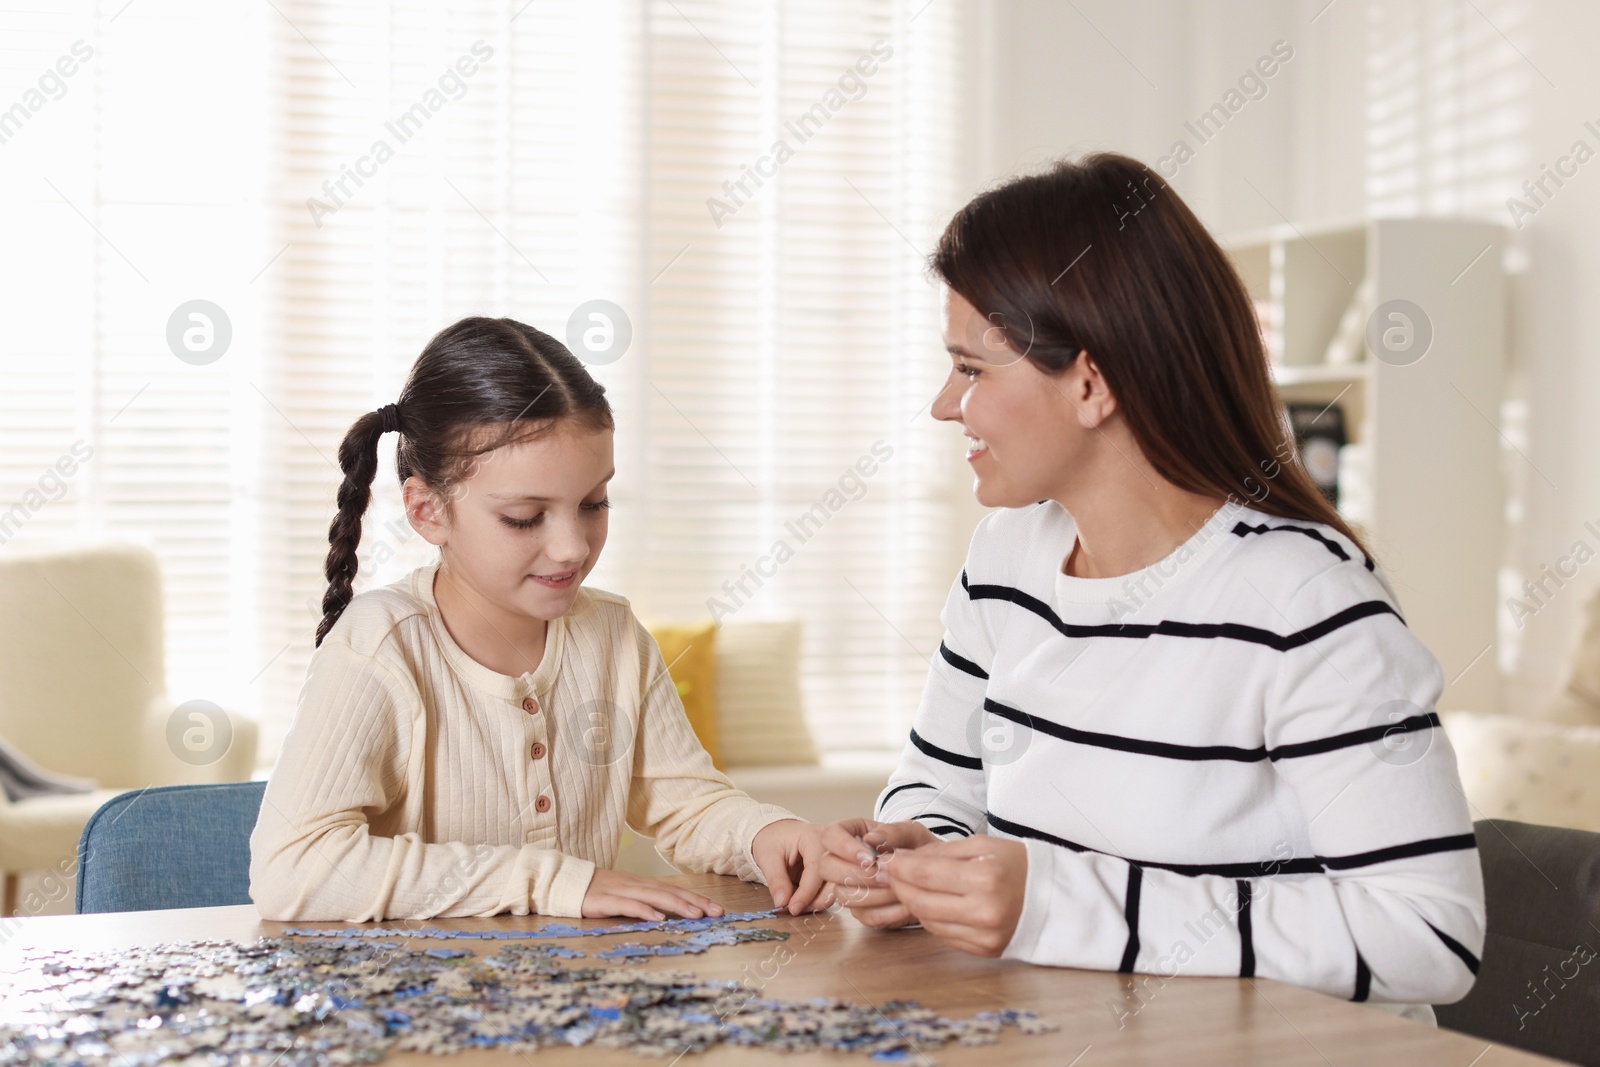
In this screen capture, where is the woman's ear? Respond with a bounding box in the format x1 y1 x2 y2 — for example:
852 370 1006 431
402 475 450 547
1067 350 1118 429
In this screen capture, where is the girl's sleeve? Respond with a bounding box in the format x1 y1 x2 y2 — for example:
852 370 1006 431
1000 560 1486 1008
874 517 997 839
623 617 797 883
248 635 596 921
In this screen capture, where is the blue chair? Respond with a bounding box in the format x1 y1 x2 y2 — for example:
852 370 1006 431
76 781 266 913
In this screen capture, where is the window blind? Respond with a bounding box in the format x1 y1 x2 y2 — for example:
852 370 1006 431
1364 0 1532 216
1 0 965 766
0 1 275 720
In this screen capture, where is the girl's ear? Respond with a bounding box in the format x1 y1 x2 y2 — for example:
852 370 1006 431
403 475 450 546
1068 350 1118 429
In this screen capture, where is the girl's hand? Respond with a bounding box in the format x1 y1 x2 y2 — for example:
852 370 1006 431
882 834 1028 956
750 819 835 915
815 818 938 929
580 868 726 922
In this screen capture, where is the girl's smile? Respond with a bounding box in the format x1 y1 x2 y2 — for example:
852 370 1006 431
405 420 614 676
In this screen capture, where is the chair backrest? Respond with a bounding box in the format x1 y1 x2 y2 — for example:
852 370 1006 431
1434 818 1600 1066
0 540 166 788
76 781 265 913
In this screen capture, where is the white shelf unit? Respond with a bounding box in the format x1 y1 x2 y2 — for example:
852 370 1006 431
1224 218 1506 715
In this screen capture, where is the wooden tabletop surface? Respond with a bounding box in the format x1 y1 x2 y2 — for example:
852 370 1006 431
0 872 1561 1066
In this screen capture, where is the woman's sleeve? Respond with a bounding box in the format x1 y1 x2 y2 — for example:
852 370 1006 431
874 516 998 840
624 617 796 882
1000 560 1486 1007
248 635 595 921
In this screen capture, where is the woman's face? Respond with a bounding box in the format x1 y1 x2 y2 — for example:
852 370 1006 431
407 421 613 622
932 286 1094 509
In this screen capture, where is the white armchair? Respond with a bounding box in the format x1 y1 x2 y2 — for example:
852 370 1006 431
0 541 257 915
1442 586 1600 834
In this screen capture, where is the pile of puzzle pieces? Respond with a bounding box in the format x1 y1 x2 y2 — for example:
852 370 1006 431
0 909 1056 1064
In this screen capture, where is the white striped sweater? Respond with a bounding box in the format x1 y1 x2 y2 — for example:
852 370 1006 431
876 499 1485 1021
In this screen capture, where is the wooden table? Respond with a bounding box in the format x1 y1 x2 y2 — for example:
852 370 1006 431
0 873 1561 1066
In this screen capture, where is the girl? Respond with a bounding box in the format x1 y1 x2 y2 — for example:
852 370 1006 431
250 316 830 922
817 153 1485 1023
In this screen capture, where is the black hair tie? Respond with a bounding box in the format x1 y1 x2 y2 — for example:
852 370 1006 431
378 403 401 434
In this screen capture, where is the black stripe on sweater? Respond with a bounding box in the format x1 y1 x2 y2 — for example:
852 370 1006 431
960 571 1401 650
987 812 1477 878
1268 713 1441 761
913 812 975 836
909 728 983 771
1119 865 1143 973
1318 833 1478 871
928 825 969 838
939 641 989 680
1352 953 1371 1001
1231 520 1376 572
1237 880 1256 978
1425 921 1481 975
984 698 1266 763
879 781 937 809
981 698 1441 765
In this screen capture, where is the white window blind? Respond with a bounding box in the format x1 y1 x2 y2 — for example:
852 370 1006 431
0 1 275 721
1 0 965 766
1364 0 1533 216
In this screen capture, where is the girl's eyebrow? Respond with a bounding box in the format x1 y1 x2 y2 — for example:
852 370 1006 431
488 469 615 502
945 344 985 361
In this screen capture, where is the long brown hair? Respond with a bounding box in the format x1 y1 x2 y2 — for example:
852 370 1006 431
316 316 614 647
931 151 1371 560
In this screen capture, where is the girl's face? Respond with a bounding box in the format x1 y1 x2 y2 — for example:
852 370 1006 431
932 286 1102 509
407 421 613 622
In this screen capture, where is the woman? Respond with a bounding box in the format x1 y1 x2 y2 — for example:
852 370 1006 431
817 152 1484 1024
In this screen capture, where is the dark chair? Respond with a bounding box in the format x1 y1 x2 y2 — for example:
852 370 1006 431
1433 818 1600 1066
75 781 266 913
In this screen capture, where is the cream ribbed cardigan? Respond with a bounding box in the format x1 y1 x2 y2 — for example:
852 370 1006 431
248 559 796 921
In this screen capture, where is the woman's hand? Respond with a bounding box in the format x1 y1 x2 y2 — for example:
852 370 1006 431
882 834 1028 956
751 819 837 915
815 818 939 929
581 868 726 922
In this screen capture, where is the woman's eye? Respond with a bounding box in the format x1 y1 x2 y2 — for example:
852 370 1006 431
956 362 979 379
583 497 612 512
500 514 542 529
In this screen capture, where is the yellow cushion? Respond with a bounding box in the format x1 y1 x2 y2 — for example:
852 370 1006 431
642 619 723 769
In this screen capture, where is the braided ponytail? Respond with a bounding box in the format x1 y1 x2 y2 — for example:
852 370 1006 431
313 317 612 646
315 408 397 647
